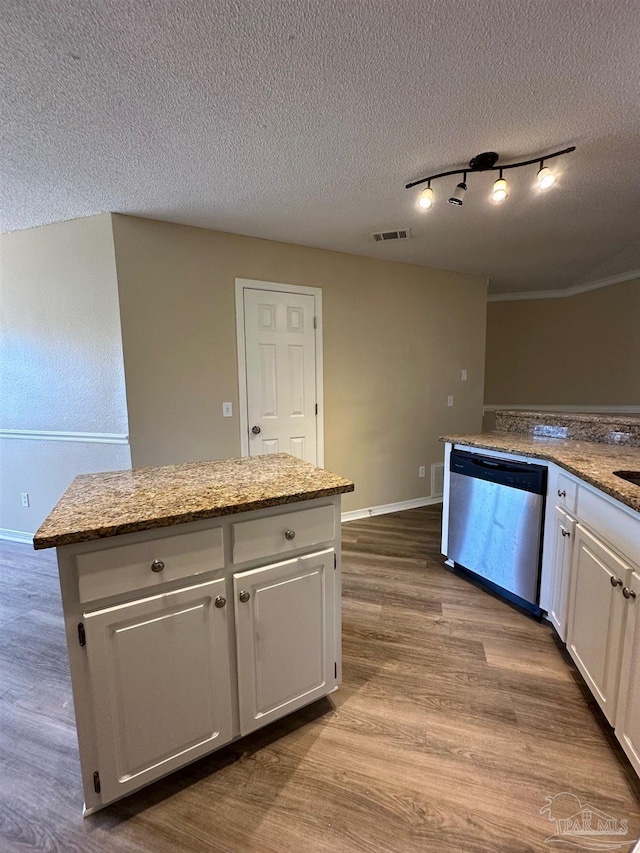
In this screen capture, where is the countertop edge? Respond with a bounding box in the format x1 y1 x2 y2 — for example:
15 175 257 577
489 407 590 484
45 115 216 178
33 482 355 550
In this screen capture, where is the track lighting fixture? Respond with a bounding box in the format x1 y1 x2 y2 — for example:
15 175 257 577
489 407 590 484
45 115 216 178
417 183 433 209
407 146 575 211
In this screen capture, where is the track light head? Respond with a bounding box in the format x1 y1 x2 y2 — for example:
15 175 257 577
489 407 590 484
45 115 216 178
537 165 555 189
417 185 433 210
448 181 467 206
492 172 508 202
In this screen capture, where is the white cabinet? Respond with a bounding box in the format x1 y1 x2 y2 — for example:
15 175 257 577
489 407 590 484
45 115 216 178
56 495 342 813
566 524 630 725
547 506 575 642
615 569 640 776
234 548 335 735
83 577 234 803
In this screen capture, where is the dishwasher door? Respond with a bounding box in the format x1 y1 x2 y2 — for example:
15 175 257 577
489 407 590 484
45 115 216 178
448 470 544 604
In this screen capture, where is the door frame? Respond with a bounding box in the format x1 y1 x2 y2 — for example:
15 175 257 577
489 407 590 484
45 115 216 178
235 278 324 467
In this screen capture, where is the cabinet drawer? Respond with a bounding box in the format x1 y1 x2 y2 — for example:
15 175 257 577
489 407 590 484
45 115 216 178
77 527 225 604
232 505 335 564
555 472 577 513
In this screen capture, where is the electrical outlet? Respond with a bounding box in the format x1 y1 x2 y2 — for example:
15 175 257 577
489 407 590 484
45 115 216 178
461 369 468 381
21 492 30 508
447 395 454 407
222 402 233 417
418 466 426 478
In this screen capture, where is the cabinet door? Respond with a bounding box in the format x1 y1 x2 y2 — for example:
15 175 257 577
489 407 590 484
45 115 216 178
615 570 640 776
84 578 233 804
234 548 335 736
547 506 575 642
566 524 629 725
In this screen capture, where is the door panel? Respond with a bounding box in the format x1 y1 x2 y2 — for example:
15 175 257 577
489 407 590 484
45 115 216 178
567 525 628 724
615 570 640 776
244 287 317 464
548 506 575 641
233 549 335 735
84 578 233 802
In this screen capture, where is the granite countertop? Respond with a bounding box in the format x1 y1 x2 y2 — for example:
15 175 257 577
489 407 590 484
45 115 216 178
33 453 355 550
441 432 640 514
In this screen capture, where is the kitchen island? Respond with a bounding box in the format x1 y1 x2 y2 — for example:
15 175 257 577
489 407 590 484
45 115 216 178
33 453 354 814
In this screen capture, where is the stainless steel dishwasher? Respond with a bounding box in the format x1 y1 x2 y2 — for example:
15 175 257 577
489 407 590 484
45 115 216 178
447 449 547 613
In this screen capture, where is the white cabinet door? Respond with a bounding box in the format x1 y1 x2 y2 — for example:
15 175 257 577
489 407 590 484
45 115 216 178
547 506 576 642
567 524 629 725
234 548 335 735
84 578 234 803
615 570 640 776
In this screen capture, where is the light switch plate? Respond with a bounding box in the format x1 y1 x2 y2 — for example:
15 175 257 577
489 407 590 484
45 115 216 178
222 402 233 417
447 395 454 407
461 369 468 381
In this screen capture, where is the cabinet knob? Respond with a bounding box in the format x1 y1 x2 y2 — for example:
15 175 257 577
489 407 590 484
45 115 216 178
561 528 570 537
557 489 566 498
214 596 226 608
239 590 251 603
622 587 637 600
151 559 165 573
284 529 296 541
610 576 623 588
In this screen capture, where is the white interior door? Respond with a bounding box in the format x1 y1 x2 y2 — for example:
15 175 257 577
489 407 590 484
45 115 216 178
239 283 321 464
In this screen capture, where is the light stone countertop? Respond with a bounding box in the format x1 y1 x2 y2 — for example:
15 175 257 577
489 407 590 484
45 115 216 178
441 432 640 514
33 453 355 550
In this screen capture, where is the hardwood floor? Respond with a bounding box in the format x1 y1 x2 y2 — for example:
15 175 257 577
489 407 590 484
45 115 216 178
1 506 638 852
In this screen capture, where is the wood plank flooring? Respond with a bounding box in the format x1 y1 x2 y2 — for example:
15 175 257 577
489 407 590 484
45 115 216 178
1 506 639 852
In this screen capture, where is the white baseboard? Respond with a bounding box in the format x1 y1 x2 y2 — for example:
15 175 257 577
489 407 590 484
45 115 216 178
0 528 34 545
341 495 442 524
484 404 640 414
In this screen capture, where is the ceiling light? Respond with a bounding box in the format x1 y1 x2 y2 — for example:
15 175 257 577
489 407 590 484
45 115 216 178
417 184 433 210
406 146 575 211
448 176 467 206
492 171 508 202
537 163 555 189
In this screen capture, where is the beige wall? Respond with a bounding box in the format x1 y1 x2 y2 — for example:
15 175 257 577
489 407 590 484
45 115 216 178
484 280 640 408
112 214 487 512
0 215 131 536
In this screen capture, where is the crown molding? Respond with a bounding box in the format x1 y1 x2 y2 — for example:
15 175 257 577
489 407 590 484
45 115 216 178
488 269 640 302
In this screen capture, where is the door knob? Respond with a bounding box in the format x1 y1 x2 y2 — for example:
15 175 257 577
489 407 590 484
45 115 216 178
252 425 261 434
239 590 251 603
214 596 226 608
623 587 637 600
151 559 165 573
610 576 623 587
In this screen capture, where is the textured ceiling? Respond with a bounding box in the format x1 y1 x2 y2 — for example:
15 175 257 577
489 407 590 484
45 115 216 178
3 0 640 293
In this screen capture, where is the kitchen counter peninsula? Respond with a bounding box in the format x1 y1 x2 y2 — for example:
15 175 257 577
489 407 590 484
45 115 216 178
34 453 354 814
440 432 640 513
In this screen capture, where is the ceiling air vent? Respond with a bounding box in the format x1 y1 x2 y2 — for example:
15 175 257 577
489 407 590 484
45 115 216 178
370 228 411 242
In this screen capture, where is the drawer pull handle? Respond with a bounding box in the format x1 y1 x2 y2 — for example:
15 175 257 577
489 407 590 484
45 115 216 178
561 528 570 537
623 587 637 600
151 559 165 573
239 590 251 603
557 489 566 498
284 529 296 541
610 576 623 588
214 596 226 608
